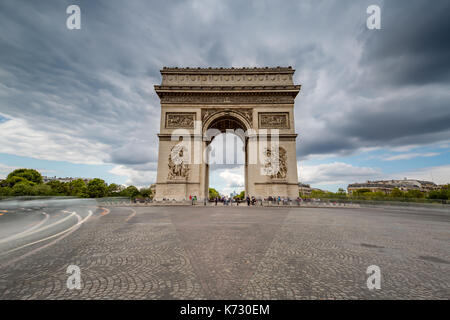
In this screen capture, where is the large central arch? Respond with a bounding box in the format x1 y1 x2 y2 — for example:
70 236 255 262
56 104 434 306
153 67 301 201
203 111 250 198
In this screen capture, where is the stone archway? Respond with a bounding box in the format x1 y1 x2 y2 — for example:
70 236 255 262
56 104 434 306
153 67 301 201
202 111 250 199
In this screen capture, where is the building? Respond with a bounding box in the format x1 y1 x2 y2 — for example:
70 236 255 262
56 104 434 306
298 182 312 196
153 66 301 201
347 178 438 195
42 176 92 184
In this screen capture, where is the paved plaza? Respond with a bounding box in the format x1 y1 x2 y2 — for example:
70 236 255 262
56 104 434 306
0 205 449 299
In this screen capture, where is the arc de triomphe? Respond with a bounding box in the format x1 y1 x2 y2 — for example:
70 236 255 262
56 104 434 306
154 67 301 201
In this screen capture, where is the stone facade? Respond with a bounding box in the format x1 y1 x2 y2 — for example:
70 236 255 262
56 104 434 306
154 67 301 200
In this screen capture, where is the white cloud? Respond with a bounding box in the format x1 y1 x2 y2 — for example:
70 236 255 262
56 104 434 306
298 162 381 186
391 165 450 185
109 165 157 188
219 167 245 188
383 152 440 161
0 118 109 165
298 161 450 187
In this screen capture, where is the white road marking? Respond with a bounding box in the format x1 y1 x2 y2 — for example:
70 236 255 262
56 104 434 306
0 212 50 244
0 210 92 259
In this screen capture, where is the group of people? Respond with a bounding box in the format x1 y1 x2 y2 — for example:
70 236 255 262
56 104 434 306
212 196 258 206
189 195 302 206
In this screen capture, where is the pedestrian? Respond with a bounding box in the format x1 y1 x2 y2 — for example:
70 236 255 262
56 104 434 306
246 196 250 206
215 197 218 206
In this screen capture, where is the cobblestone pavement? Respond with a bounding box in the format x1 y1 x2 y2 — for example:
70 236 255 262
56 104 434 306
0 205 449 299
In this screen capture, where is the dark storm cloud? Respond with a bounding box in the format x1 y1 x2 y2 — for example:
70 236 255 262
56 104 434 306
0 0 449 184
360 0 450 86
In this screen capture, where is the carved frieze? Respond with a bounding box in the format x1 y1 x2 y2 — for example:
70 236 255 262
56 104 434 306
161 68 294 86
258 112 290 129
160 93 294 105
165 112 196 129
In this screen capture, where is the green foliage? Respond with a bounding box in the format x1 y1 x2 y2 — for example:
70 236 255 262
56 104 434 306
139 187 152 198
12 182 33 196
0 186 11 196
107 183 121 196
3 176 34 188
405 190 424 198
0 168 148 199
47 180 69 195
121 185 140 198
68 179 88 197
87 178 108 198
238 190 245 199
389 188 404 198
209 188 220 199
7 168 42 185
428 184 449 200
30 184 52 196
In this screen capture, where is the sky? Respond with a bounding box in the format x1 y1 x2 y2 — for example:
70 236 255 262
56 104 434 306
0 0 449 195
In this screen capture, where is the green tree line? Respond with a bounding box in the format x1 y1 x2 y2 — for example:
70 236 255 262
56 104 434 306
301 186 450 201
0 168 153 199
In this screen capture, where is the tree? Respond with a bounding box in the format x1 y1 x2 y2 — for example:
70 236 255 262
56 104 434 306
0 186 12 196
390 188 404 198
3 176 34 188
7 168 42 185
405 190 424 199
209 188 220 199
121 185 140 198
68 179 88 197
87 178 108 198
31 184 52 196
47 180 69 195
107 183 121 196
238 190 245 200
139 187 151 198
12 182 33 196
428 185 449 200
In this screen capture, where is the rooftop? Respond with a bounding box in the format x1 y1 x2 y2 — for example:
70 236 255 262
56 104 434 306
161 66 295 74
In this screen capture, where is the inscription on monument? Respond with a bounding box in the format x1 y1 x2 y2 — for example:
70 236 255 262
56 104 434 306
165 112 196 129
258 112 289 129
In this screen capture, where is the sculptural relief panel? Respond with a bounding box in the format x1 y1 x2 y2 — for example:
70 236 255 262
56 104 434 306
167 145 190 179
165 112 196 128
258 112 290 129
263 147 287 179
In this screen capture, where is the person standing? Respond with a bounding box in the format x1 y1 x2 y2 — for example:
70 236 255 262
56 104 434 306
215 197 218 206
246 196 250 206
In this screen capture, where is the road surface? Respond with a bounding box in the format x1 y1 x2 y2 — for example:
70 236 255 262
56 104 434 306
0 200 448 299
